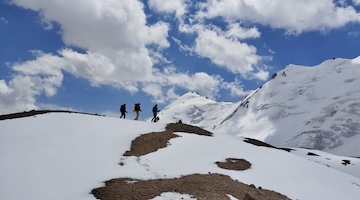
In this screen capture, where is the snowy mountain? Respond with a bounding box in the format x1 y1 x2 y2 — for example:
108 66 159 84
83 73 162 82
1 111 360 200
158 57 360 157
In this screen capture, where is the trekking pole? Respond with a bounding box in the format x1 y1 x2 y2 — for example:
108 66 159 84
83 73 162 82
141 111 144 121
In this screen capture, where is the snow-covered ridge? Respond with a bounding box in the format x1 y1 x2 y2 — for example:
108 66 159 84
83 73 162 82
1 112 360 199
159 91 240 128
159 57 360 157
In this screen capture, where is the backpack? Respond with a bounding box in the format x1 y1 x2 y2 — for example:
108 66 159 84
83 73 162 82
120 104 125 112
134 103 140 111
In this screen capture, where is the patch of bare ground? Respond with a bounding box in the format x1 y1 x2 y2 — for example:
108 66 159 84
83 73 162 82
216 158 251 171
307 152 319 156
165 123 213 136
243 137 293 152
123 129 179 157
123 122 213 157
100 123 290 199
91 173 289 200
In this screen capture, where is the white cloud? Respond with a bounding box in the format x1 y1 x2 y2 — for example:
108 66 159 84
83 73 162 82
12 0 154 49
225 23 261 40
1 0 271 113
221 78 247 97
1 48 249 114
354 0 360 5
197 0 360 34
176 21 268 80
12 53 64 97
59 49 154 84
165 88 180 101
152 67 250 102
253 70 270 81
0 0 172 112
0 80 10 94
0 52 66 114
0 76 39 114
194 27 261 75
141 83 164 102
139 67 234 103
146 22 171 49
10 0 169 81
144 67 249 101
148 0 188 18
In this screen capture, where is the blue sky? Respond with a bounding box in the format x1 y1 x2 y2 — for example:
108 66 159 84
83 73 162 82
1 0 360 119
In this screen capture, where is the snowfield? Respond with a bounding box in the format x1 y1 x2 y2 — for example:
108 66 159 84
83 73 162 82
159 57 360 157
1 112 360 200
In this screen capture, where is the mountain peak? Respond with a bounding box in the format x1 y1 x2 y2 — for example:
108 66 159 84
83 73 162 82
159 57 360 157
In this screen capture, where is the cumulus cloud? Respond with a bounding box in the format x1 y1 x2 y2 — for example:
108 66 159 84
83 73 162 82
0 77 37 113
0 51 66 113
253 70 270 81
12 0 156 49
194 26 261 76
148 0 188 18
225 23 261 40
221 78 247 97
5 0 358 114
174 9 267 80
10 0 168 75
0 0 169 112
143 67 224 103
0 0 270 114
197 0 360 34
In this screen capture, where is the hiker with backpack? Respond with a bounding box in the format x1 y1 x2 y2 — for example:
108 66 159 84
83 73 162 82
120 104 127 119
133 103 141 120
271 73 277 79
151 104 159 122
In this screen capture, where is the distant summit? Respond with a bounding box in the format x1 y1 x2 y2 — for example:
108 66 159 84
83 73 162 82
159 57 360 157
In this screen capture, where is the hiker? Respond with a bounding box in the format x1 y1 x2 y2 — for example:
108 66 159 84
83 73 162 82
245 100 249 108
281 71 287 77
151 104 159 122
271 73 277 79
133 103 141 120
120 104 127 119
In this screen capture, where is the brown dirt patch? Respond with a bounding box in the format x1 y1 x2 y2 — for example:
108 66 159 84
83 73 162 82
307 152 319 156
91 173 289 200
243 137 292 152
216 158 251 171
114 124 290 200
123 130 179 157
124 122 213 157
166 123 213 136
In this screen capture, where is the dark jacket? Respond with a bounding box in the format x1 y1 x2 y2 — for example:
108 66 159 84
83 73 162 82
134 103 141 112
152 105 158 114
120 104 126 113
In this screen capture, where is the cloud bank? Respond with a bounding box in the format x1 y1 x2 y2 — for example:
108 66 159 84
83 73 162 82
1 0 360 114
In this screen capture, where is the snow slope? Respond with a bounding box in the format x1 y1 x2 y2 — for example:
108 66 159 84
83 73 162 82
1 112 360 200
158 91 240 128
158 57 360 157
